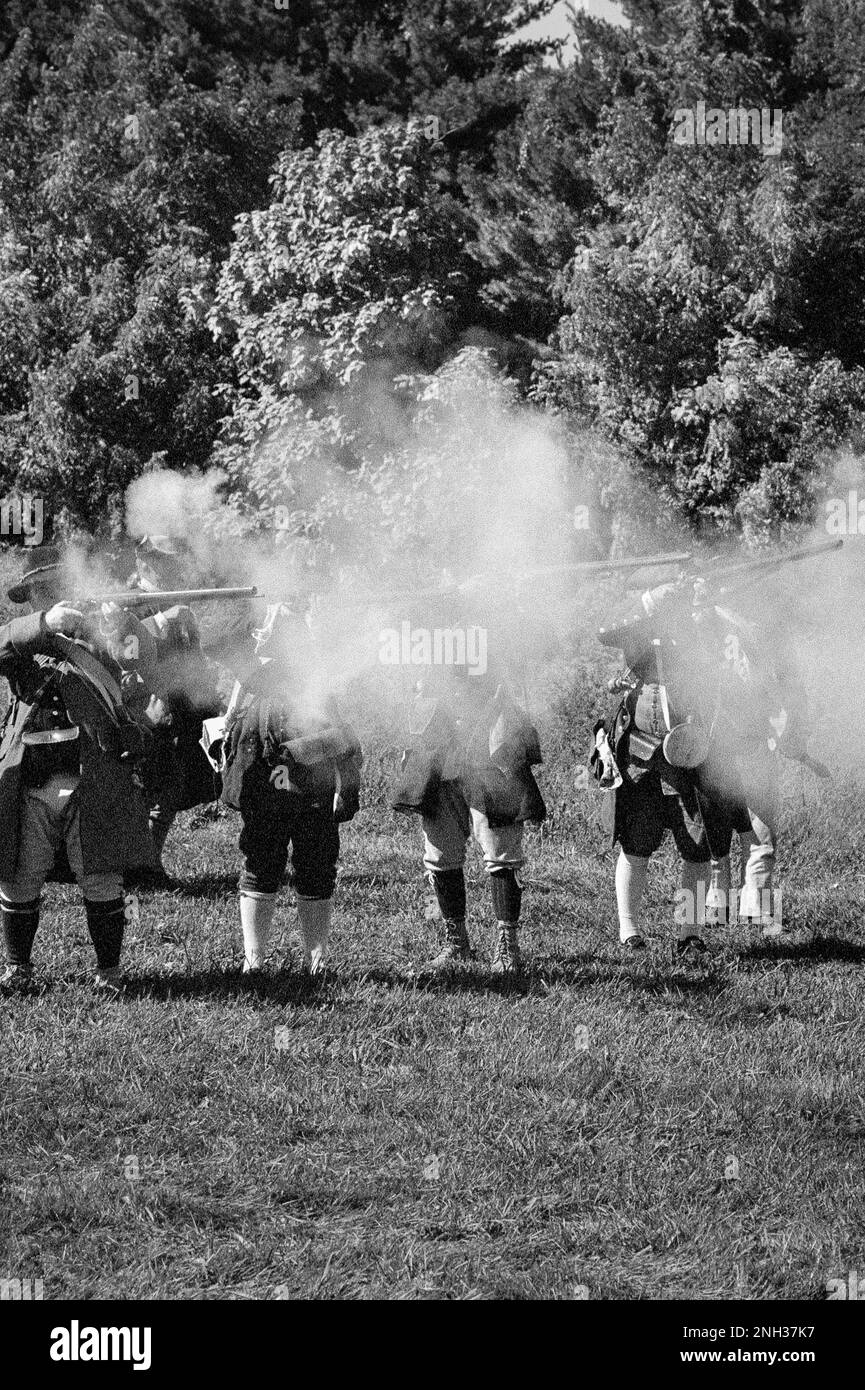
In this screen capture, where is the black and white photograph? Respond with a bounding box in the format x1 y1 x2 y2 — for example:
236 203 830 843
0 0 863 1345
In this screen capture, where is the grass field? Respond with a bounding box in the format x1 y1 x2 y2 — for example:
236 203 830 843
1 787 864 1301
1 549 864 1301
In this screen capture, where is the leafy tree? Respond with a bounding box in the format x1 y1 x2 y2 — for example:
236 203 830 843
463 6 642 348
671 335 865 537
539 0 865 532
209 119 480 565
0 0 554 534
0 6 300 527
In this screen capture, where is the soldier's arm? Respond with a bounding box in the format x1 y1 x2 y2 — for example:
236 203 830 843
0 606 89 677
197 600 259 671
0 611 46 678
96 608 156 680
94 609 165 731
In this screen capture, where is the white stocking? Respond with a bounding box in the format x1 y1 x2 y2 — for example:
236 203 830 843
298 897 333 974
615 851 649 942
239 891 277 972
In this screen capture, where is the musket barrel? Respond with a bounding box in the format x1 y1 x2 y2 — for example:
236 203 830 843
704 537 843 592
85 587 258 608
326 553 694 608
497 552 693 582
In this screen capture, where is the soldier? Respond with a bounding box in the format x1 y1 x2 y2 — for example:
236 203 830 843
390 613 546 978
126 537 222 878
591 581 712 960
219 599 362 976
593 569 814 953
0 548 157 994
688 584 811 941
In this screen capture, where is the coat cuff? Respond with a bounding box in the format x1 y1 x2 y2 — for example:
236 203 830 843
9 610 50 657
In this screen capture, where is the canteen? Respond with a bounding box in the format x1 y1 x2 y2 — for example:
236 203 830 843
662 720 709 769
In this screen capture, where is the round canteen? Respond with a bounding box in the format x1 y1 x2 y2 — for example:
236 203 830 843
663 722 708 768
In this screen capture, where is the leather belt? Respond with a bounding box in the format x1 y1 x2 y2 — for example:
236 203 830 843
22 726 80 746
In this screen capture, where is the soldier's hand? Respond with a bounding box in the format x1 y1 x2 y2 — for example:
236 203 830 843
144 695 173 728
641 583 677 616
120 671 149 715
44 603 89 638
99 600 122 634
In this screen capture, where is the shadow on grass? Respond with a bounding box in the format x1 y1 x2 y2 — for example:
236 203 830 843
127 968 310 1006
124 959 563 1003
401 952 730 999
145 871 239 898
734 933 865 965
533 955 729 997
110 936 861 1005
125 963 410 1005
116 951 739 1004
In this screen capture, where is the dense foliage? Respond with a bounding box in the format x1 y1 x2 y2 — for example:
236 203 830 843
1 0 863 545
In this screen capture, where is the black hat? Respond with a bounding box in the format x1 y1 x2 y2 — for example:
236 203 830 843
7 546 64 604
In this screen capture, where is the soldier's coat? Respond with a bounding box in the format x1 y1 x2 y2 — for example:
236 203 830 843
0 612 156 879
138 604 221 812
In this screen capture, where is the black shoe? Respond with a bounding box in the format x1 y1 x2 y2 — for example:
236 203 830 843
675 935 708 963
418 919 474 975
0 962 38 994
491 924 523 976
93 967 127 997
622 934 646 953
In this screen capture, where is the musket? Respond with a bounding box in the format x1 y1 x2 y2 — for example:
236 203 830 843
686 537 843 598
470 552 694 585
321 552 693 609
79 587 258 609
598 536 844 653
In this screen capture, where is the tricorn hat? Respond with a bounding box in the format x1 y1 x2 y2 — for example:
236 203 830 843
130 535 186 593
7 545 64 604
135 534 181 558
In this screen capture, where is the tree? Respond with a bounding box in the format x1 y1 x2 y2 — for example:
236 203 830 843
209 119 480 567
538 0 865 532
0 0 554 533
0 6 300 528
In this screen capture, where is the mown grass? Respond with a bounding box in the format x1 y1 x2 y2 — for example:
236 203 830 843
1 789 864 1301
1 545 863 1300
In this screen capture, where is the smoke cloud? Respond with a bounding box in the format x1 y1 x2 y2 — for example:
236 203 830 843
95 350 861 803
